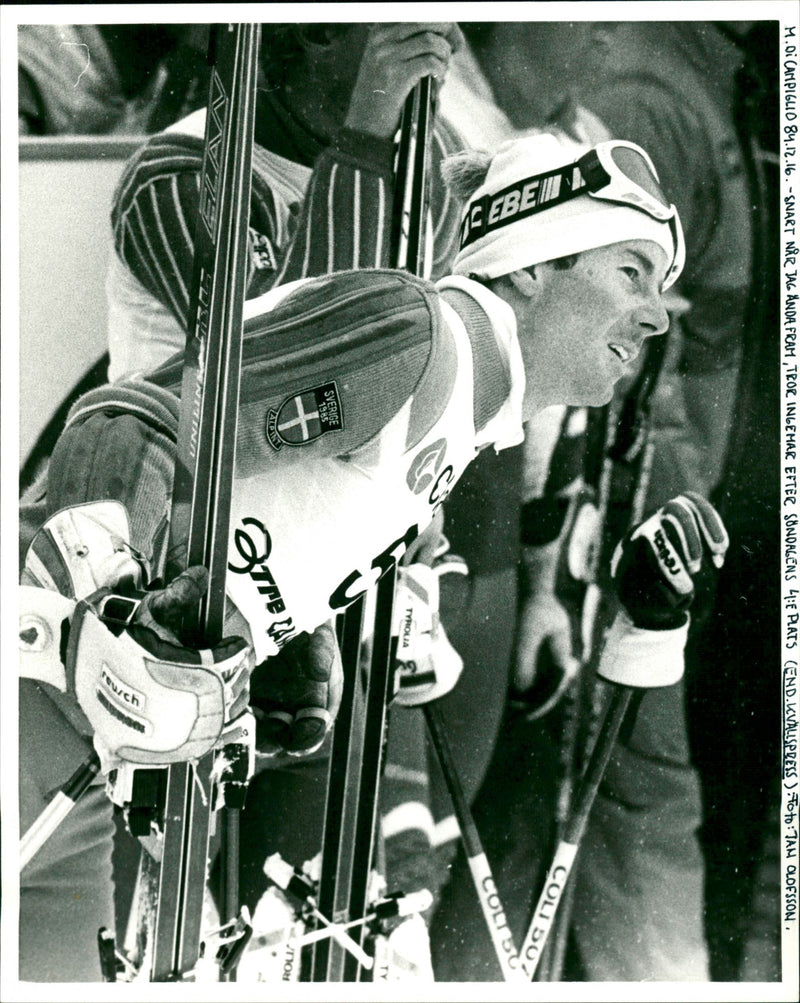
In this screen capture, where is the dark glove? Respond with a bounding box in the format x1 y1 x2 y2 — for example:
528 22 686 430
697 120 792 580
611 492 729 630
598 494 729 689
250 620 343 757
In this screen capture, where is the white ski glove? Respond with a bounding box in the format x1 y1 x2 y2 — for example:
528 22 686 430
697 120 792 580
392 540 468 707
67 566 253 773
20 502 253 774
21 500 146 597
599 492 729 687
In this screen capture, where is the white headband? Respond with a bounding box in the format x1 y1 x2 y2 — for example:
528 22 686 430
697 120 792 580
451 133 677 283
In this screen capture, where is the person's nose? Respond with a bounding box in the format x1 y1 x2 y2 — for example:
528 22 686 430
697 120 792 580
637 291 670 339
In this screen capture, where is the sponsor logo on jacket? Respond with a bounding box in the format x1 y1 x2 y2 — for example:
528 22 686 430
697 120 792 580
406 437 454 507
228 516 296 648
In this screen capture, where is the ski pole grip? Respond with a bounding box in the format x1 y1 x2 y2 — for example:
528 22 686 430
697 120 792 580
263 852 315 904
373 888 434 920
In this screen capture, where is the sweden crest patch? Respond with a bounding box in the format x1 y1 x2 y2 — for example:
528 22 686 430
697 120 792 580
266 381 344 450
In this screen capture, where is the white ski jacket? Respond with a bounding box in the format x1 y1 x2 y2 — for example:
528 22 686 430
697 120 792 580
37 269 525 662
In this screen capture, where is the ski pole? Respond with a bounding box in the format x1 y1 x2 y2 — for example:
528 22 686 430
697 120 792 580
310 908 374 972
519 682 635 979
536 337 669 981
424 702 526 983
264 853 374 971
20 751 100 871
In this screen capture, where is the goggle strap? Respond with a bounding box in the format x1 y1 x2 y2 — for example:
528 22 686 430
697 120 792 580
576 150 612 192
460 163 591 249
459 144 671 251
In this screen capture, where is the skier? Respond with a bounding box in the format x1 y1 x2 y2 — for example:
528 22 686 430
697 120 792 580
99 23 473 918
20 132 698 981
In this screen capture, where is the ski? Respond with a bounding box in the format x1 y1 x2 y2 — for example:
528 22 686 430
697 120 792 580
130 23 260 982
310 78 435 983
310 595 368 980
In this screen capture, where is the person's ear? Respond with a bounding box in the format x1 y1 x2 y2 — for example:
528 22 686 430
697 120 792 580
507 268 539 298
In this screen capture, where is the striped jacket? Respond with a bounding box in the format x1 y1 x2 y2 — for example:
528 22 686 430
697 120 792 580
107 107 465 381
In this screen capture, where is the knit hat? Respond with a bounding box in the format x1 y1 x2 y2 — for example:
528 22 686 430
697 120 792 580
451 133 681 288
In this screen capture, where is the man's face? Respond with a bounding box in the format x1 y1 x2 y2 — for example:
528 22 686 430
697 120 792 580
518 239 670 413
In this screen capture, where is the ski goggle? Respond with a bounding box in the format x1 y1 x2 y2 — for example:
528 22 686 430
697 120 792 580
579 141 685 288
459 139 685 288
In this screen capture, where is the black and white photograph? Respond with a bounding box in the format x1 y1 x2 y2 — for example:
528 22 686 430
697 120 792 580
1 3 798 999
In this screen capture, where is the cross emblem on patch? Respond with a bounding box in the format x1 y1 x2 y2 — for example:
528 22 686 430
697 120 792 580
266 381 344 450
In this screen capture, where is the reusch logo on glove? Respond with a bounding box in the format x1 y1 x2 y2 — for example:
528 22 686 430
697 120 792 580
100 664 144 708
653 529 680 576
266 381 343 450
97 663 149 734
